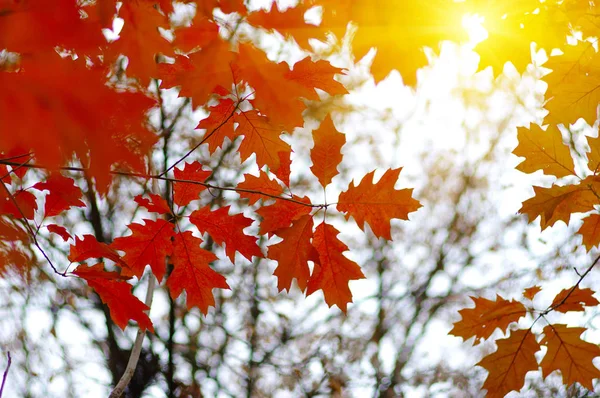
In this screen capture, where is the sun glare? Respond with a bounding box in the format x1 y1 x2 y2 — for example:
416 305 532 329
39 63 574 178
462 14 488 45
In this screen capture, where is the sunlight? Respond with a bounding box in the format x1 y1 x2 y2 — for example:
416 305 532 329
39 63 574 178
462 14 488 45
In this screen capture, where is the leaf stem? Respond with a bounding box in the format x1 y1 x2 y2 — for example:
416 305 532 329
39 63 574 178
0 352 11 398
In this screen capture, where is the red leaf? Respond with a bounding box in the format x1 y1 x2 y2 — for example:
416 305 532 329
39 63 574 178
195 98 237 154
111 219 175 282
237 172 283 205
134 193 171 215
310 114 345 187
173 161 212 207
256 196 312 235
74 263 153 332
337 168 421 240
47 224 72 242
268 214 314 292
167 231 229 314
285 57 348 100
189 205 262 262
33 174 85 217
68 235 123 265
306 222 365 311
0 189 37 220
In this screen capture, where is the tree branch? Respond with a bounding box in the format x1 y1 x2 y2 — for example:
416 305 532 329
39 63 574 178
0 352 11 398
109 275 156 398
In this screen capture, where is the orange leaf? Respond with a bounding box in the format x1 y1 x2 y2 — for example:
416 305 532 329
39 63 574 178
310 115 345 188
159 37 235 107
234 109 292 174
579 214 600 251
167 231 229 314
477 329 540 398
111 219 175 282
519 179 599 230
33 174 85 217
550 286 599 313
540 324 600 390
107 1 173 85
306 222 365 312
189 205 262 262
256 196 312 235
449 295 527 345
268 214 314 292
236 172 283 205
195 98 237 154
285 57 348 100
337 168 421 240
523 285 542 301
74 263 153 332
513 124 575 178
173 161 212 207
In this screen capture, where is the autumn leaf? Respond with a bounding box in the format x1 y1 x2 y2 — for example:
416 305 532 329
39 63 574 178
306 222 365 311
587 134 600 175
449 295 527 345
523 286 542 301
477 329 540 398
519 178 599 230
256 196 312 235
134 193 172 215
74 263 154 332
167 231 229 314
111 219 175 282
69 235 123 266
268 214 315 292
550 286 599 313
579 214 600 251
172 161 212 207
189 205 262 262
47 224 72 242
540 324 600 390
195 98 237 154
235 109 292 174
236 172 283 205
33 174 85 217
0 189 37 220
285 57 348 100
310 115 345 188
337 168 421 240
513 124 575 178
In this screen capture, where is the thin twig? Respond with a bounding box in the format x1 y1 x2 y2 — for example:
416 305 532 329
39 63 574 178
108 275 156 398
0 352 11 398
0 160 327 208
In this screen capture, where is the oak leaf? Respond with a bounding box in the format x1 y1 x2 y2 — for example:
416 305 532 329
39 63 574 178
195 98 237 154
33 174 85 217
285 57 348 100
173 161 212 207
167 231 229 314
477 329 540 398
236 172 283 205
256 196 312 235
0 189 37 220
523 286 542 301
69 235 123 266
579 214 600 251
74 263 153 332
310 115 345 188
306 222 365 311
268 214 315 292
449 295 527 345
513 124 575 178
111 219 175 282
134 193 172 215
189 205 262 262
519 178 599 230
550 286 599 313
47 224 72 242
337 168 421 240
540 324 600 390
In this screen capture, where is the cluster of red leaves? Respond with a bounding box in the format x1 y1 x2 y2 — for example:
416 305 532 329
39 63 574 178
450 286 600 397
0 0 424 334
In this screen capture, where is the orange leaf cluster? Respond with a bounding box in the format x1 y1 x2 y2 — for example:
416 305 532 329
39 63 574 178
450 286 600 397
